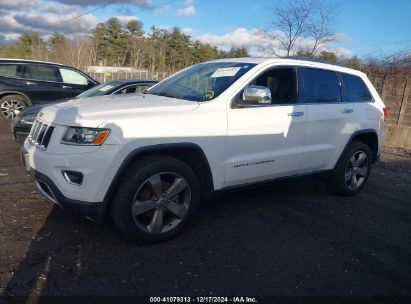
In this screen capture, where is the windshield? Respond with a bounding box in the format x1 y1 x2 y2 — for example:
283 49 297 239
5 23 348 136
75 82 118 99
146 62 256 102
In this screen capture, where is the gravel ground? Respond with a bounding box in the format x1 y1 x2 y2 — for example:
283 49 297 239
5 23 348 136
0 118 410 297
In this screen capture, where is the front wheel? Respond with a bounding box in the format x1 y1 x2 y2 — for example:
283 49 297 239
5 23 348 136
330 141 372 196
111 156 200 243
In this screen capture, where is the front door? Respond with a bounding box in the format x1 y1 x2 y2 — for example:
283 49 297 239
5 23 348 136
225 67 307 187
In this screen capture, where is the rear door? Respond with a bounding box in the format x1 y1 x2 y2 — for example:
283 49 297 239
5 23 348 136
25 63 67 103
300 67 358 171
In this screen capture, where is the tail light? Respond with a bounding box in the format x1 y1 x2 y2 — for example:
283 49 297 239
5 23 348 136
383 107 388 120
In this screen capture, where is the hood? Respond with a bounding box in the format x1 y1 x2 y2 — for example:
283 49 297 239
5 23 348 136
20 101 61 117
38 94 200 127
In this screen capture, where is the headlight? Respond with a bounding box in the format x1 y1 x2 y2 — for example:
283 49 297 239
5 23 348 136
61 127 110 145
21 113 37 125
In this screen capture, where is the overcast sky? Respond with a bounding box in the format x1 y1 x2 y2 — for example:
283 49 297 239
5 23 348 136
0 0 410 57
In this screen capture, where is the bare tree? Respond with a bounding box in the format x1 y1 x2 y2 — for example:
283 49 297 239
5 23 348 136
63 35 94 70
266 0 338 57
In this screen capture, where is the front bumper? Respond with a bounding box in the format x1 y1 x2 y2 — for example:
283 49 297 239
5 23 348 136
21 137 127 221
32 168 104 221
21 147 105 221
12 118 30 143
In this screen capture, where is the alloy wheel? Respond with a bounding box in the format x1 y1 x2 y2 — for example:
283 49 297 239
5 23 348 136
132 172 191 234
344 150 368 190
1 99 25 119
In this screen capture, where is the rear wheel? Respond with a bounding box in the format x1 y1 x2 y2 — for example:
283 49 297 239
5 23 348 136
0 95 28 120
330 141 372 196
111 155 200 243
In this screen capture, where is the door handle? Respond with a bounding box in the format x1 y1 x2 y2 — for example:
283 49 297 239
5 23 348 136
288 111 304 117
26 81 35 85
62 85 72 89
341 108 354 113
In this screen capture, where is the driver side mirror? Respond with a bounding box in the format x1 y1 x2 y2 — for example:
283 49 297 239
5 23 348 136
238 85 271 106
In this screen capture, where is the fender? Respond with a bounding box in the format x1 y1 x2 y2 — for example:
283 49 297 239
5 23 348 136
0 90 32 106
97 142 214 221
335 128 379 167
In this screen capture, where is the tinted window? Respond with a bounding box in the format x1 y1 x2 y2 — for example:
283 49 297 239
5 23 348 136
27 64 59 82
59 68 88 85
0 64 17 77
341 73 372 102
304 68 341 103
250 67 297 104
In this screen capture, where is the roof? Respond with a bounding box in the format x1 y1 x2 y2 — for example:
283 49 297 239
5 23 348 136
0 58 65 66
208 57 364 76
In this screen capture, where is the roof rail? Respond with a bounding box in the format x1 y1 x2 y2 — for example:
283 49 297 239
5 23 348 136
283 56 348 68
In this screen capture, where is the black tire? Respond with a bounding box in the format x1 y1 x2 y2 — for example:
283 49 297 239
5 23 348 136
111 155 200 243
0 94 28 120
330 141 373 196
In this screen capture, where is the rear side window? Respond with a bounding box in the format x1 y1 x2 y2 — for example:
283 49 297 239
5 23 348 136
27 64 59 82
303 68 341 103
0 64 18 77
59 68 88 85
340 73 372 102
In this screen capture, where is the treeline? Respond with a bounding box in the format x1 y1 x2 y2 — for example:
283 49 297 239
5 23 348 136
0 16 409 75
0 17 248 72
296 50 411 74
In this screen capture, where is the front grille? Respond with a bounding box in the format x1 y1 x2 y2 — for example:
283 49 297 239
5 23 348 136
28 120 54 150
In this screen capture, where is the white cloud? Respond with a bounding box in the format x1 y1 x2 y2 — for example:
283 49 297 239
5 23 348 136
177 5 196 16
197 27 352 58
182 27 193 35
115 15 140 25
0 0 102 39
47 0 150 6
0 0 40 10
197 28 264 49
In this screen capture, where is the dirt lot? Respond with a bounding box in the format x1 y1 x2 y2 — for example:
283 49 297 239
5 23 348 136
0 118 410 297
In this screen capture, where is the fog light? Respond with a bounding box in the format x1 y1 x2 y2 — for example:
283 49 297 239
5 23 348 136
62 170 83 185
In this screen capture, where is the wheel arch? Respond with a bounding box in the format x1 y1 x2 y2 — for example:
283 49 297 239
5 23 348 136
338 129 379 166
99 143 215 220
0 91 32 106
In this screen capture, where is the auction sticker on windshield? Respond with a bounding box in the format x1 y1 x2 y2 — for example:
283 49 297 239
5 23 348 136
210 67 241 78
99 85 114 92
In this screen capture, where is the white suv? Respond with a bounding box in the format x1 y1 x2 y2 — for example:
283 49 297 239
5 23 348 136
22 58 386 243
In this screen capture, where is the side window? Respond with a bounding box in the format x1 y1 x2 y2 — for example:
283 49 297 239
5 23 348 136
116 84 154 95
27 64 59 82
340 73 372 102
59 68 88 85
135 84 151 94
0 64 18 77
118 87 137 94
303 68 341 103
248 67 297 105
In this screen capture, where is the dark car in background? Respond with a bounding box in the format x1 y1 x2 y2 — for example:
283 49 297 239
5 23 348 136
12 79 158 142
0 59 99 119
